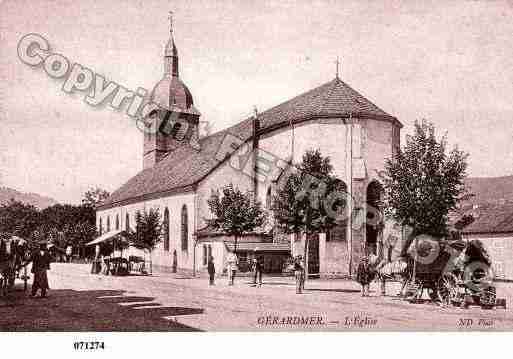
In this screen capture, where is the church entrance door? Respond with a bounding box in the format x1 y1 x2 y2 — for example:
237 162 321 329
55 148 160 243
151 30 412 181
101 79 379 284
307 233 319 277
366 181 384 255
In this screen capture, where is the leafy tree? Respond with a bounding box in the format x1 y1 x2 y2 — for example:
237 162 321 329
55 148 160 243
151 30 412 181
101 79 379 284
272 149 346 281
0 194 98 259
0 200 41 239
40 203 97 257
381 120 469 239
82 187 110 208
128 208 162 274
207 184 266 254
65 221 98 258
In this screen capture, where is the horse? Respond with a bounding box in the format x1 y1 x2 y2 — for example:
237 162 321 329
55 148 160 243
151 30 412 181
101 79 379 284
370 254 412 296
364 220 418 296
0 236 14 296
0 235 31 296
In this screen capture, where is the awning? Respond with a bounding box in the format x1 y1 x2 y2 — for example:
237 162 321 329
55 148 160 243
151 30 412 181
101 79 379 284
224 242 290 253
86 229 126 246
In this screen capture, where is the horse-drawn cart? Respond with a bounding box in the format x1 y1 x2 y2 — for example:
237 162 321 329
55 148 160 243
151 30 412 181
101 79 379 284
0 234 31 296
404 236 506 309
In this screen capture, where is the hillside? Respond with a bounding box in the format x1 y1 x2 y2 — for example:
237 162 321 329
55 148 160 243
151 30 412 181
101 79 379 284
0 186 58 209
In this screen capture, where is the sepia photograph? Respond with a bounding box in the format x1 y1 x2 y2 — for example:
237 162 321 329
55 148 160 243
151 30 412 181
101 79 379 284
1 0 513 352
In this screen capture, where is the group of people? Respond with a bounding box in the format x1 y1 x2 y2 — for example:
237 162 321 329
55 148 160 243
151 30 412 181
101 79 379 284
206 250 307 295
27 243 374 299
206 250 266 288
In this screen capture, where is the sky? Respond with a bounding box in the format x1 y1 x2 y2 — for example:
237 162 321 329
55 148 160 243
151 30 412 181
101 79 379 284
1 0 512 204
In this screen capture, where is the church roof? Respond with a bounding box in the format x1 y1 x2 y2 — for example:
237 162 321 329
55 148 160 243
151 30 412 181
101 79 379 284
98 78 398 210
99 118 254 209
257 77 398 131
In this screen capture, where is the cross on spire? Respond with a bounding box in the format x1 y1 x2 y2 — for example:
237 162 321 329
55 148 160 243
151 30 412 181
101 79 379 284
168 11 174 35
335 56 340 79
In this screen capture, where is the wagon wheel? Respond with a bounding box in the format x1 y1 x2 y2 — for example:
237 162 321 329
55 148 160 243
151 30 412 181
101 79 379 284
437 273 459 306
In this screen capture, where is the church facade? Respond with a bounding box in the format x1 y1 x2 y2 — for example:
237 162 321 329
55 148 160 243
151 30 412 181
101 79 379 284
96 24 402 277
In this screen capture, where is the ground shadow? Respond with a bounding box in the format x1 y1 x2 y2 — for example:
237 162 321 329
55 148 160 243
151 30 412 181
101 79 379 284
0 288 203 331
305 288 361 293
246 281 293 286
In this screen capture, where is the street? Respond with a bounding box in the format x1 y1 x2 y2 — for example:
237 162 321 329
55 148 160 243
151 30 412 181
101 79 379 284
1 263 512 331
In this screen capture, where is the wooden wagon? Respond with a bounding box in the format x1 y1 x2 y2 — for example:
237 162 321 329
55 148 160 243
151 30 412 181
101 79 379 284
404 236 506 309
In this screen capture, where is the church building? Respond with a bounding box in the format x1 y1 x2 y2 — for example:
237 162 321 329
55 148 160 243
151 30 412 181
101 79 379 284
96 20 402 277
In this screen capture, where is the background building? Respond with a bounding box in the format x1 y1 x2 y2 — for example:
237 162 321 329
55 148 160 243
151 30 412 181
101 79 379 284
459 176 513 280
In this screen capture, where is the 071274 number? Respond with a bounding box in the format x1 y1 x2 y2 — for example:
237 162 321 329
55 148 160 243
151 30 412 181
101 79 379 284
73 341 105 350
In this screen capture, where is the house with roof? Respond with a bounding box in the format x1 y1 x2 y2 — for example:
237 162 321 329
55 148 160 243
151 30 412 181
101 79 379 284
458 176 513 280
460 203 513 280
96 21 402 276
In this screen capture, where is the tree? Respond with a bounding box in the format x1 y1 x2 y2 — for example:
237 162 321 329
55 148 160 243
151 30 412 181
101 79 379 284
82 187 110 208
128 208 162 274
381 120 469 240
67 222 98 258
0 197 98 259
0 200 41 239
272 149 345 281
207 184 266 262
40 203 97 258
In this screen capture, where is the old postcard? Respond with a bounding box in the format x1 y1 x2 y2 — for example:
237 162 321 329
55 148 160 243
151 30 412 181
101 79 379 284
1 0 513 345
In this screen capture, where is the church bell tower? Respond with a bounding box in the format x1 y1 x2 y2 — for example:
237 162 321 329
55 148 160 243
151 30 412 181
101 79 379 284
143 13 201 170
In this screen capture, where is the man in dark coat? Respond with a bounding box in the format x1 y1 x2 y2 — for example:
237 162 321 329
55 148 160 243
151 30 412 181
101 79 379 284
356 255 374 297
252 256 263 287
31 242 52 297
294 255 305 294
207 255 215 285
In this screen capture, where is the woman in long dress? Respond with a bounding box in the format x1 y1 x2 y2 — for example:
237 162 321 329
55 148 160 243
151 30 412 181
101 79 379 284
31 242 52 298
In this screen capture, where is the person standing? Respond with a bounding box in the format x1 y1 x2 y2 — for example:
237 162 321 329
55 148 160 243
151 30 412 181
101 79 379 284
31 242 52 298
226 250 238 285
65 245 72 263
207 255 215 285
91 244 101 274
172 250 177 273
294 255 305 294
252 256 263 287
356 255 373 297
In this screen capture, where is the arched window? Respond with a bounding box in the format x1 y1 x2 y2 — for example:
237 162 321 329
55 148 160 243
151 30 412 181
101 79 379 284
115 214 119 230
107 216 110 232
99 218 103 235
181 205 188 252
125 213 130 231
163 208 170 251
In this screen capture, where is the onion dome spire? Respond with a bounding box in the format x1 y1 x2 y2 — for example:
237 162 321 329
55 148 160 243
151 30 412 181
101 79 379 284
164 11 178 77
